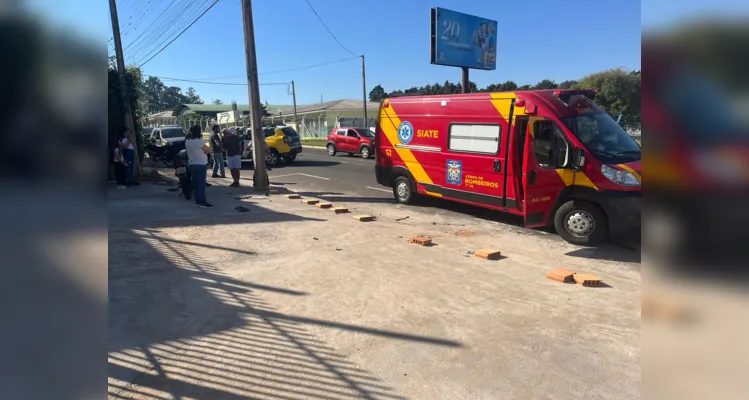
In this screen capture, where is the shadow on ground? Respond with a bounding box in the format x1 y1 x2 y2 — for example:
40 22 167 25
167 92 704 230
109 188 462 399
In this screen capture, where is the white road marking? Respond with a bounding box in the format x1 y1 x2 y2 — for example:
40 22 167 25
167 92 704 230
297 173 330 181
266 173 300 179
367 186 391 193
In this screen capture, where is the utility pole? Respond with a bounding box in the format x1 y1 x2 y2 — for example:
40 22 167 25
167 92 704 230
461 67 469 93
361 55 368 130
240 0 269 191
109 0 139 175
291 80 299 134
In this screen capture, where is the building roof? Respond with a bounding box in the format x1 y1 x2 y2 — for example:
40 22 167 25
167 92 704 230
277 99 380 116
172 103 291 116
170 99 379 117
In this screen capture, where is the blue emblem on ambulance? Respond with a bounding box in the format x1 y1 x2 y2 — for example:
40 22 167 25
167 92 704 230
446 160 462 185
397 121 414 144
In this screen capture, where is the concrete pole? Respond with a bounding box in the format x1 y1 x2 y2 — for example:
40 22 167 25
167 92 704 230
361 55 368 130
291 80 299 134
109 0 139 175
240 0 269 191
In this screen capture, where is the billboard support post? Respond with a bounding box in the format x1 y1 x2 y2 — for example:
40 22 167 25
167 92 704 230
462 67 469 93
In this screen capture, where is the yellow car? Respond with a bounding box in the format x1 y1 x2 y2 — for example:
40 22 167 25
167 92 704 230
241 125 303 166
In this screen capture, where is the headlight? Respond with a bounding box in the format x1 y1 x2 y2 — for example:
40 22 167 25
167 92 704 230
601 165 639 187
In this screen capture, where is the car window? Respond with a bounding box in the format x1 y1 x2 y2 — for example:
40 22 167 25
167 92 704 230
347 130 359 138
533 121 568 169
337 129 347 136
263 128 276 138
280 127 299 138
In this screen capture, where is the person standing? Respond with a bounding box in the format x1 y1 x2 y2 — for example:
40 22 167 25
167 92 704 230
209 124 225 178
112 145 128 189
118 128 139 186
221 128 243 187
185 125 213 208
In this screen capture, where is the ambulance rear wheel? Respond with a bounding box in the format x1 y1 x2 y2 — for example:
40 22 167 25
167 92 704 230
554 200 608 246
393 176 415 205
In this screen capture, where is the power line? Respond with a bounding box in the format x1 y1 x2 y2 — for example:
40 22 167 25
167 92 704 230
260 55 360 75
146 75 289 86
138 0 220 68
304 0 356 56
129 0 201 60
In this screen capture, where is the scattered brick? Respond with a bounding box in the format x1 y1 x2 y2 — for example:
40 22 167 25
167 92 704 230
353 215 375 222
474 249 502 260
547 268 576 283
285 194 301 199
332 207 350 214
316 203 333 209
573 274 603 287
408 236 433 246
455 229 475 237
302 199 320 205
269 189 280 194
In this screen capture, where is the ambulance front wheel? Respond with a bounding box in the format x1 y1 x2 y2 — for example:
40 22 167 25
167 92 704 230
393 176 416 205
554 200 608 246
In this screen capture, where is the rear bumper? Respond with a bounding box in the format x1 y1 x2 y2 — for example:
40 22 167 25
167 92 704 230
290 146 303 154
375 164 391 186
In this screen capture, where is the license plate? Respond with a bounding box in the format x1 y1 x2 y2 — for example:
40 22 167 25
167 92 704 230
176 167 186 175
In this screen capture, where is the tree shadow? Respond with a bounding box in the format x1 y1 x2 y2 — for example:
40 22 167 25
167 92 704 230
109 203 462 399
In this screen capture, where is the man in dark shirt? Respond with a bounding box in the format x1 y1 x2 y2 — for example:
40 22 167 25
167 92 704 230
222 128 243 187
209 124 225 178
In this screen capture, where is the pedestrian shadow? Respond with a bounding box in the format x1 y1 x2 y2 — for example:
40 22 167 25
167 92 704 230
109 226 462 400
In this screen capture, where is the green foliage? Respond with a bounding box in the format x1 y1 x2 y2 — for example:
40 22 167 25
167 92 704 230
108 65 145 161
212 99 223 105
532 79 558 90
573 68 641 119
369 84 387 102
372 68 640 117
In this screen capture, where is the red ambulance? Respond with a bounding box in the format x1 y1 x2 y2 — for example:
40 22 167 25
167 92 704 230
374 90 641 245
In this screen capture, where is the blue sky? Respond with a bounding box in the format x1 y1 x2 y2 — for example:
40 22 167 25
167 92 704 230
39 0 749 107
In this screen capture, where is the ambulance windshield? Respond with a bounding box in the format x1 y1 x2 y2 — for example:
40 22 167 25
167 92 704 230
561 113 641 163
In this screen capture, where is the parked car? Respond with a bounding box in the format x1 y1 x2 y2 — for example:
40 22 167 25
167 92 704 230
241 125 303 166
326 127 376 159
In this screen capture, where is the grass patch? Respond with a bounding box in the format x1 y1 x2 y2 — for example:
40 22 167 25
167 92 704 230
302 139 327 147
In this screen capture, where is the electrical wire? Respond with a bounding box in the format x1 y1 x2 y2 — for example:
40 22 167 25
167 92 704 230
128 0 200 59
303 0 357 56
147 75 289 86
138 0 220 68
123 0 179 48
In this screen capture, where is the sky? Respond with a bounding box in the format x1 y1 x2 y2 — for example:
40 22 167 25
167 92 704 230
30 0 749 108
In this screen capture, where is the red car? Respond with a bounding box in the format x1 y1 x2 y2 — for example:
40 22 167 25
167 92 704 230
326 127 376 159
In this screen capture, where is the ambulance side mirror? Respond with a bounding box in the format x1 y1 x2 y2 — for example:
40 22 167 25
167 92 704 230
571 147 586 171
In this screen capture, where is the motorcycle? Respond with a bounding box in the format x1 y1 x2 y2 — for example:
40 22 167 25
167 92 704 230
145 139 183 167
173 149 192 200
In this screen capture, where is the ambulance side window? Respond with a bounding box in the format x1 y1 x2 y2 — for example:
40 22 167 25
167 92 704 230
533 121 569 169
448 123 501 154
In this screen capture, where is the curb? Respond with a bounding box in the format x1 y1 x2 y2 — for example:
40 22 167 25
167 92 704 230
301 145 328 149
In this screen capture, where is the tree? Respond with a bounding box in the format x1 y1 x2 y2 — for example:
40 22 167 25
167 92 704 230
368 85 387 102
557 80 578 89
142 76 166 113
212 99 223 105
517 84 532 91
184 87 203 104
573 68 641 118
532 79 558 90
160 86 186 110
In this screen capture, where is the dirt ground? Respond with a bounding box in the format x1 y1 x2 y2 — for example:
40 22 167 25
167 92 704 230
108 180 640 400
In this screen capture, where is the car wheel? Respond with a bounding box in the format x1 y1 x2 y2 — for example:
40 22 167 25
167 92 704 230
327 144 337 156
554 200 608 246
286 153 297 162
393 176 416 205
266 149 279 166
360 146 371 159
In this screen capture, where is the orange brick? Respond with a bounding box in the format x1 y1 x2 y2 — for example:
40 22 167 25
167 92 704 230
269 189 280 194
474 249 502 260
353 215 375 222
408 236 433 246
547 268 575 283
285 194 301 199
302 199 320 205
316 203 333 209
573 273 603 287
332 207 349 214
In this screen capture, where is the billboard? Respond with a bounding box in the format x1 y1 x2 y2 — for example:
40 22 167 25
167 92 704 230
431 7 497 70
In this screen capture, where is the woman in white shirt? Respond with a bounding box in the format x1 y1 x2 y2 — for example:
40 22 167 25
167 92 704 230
185 125 213 208
118 128 139 186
